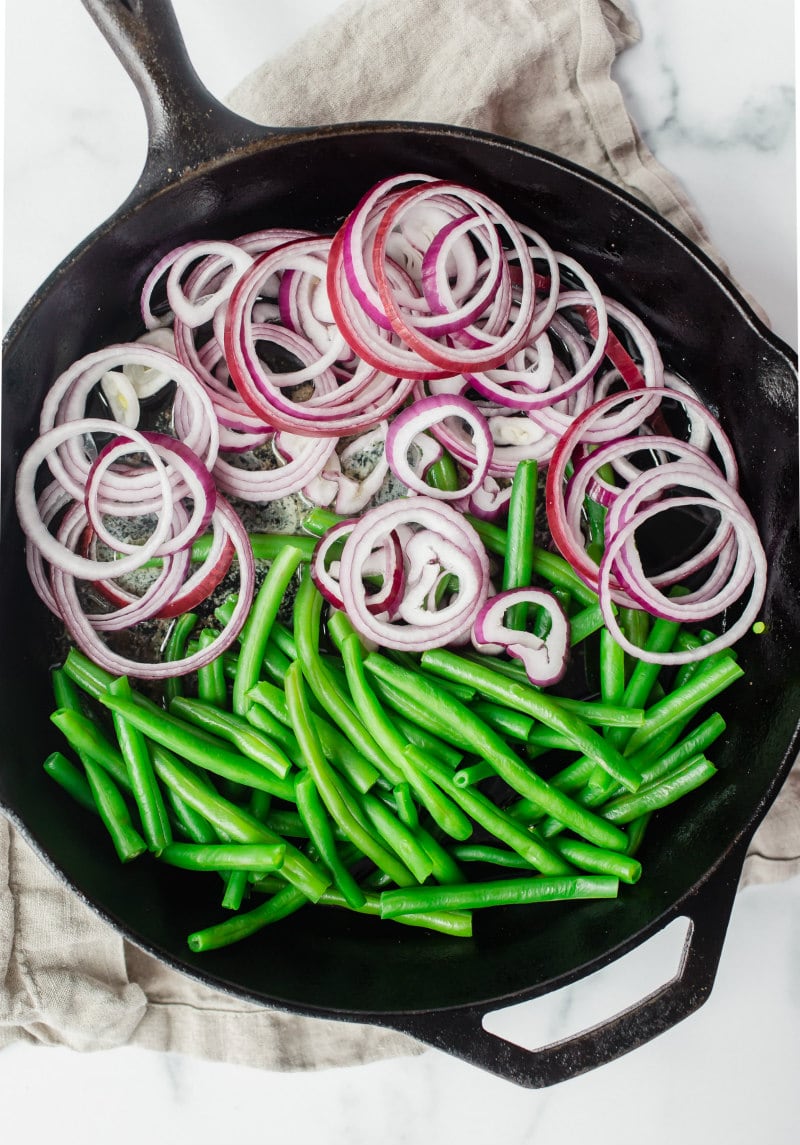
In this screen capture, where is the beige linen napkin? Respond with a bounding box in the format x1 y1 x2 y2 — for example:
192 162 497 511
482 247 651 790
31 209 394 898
2 0 797 1065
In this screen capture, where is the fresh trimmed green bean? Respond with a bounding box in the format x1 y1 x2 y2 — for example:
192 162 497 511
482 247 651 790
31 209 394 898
451 844 534 869
393 782 419 831
302 507 344 537
82 756 147 863
453 760 496 788
463 514 507 557
531 549 600 607
170 696 291 774
359 790 434 884
293 572 400 781
426 448 460 493
623 658 743 755
339 632 473 841
196 630 228 708
320 886 473 937
50 708 132 792
503 459 537 629
419 649 641 795
188 884 308 952
601 756 718 823
473 700 535 742
284 659 415 887
380 874 619 918
164 612 198 705
600 628 626 707
63 647 116 700
550 838 642 884
243 701 299 754
405 746 571 874
43 751 96 813
164 785 220 845
233 545 304 715
625 813 652 856
150 744 329 902
247 681 380 794
221 788 273 910
108 676 172 853
568 603 611 646
160 842 285 872
97 692 295 798
295 770 366 909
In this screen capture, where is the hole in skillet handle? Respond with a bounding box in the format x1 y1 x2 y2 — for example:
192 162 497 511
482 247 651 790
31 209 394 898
80 0 287 201
367 840 746 1088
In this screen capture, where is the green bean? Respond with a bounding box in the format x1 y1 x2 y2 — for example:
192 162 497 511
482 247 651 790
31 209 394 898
359 790 434 884
600 628 626 707
163 612 198 705
63 647 116 700
384 652 476 703
393 782 419 831
604 610 685 751
302 506 344 537
568 603 611 646
550 838 642 884
503 459 537 629
426 447 461 493
463 513 507 557
188 884 308 952
369 653 631 848
196 630 228 708
164 785 220 845
284 659 415 888
43 750 96 814
380 874 619 918
317 887 473 937
160 842 285 872
453 760 496 788
619 607 650 656
472 700 535 742
269 620 298 661
293 572 400 781
531 549 600 607
150 744 329 902
404 746 572 874
247 681 380 794
451 844 534 869
601 756 718 823
221 788 273 910
232 545 304 715
368 677 467 767
457 653 644 728
390 713 464 770
82 756 147 863
243 701 299 754
295 771 366 909
625 813 652 856
337 632 472 841
623 658 743 755
108 677 172 854
97 692 295 798
50 708 132 792
419 649 641 795
170 696 292 775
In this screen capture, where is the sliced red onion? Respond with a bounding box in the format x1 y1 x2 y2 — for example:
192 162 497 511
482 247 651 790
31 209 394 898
472 588 570 686
386 395 492 500
337 498 490 650
311 520 404 616
140 240 253 330
598 495 767 665
16 418 176 582
49 497 255 679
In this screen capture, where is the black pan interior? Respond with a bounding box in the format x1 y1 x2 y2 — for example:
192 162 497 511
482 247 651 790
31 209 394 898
2 125 799 1018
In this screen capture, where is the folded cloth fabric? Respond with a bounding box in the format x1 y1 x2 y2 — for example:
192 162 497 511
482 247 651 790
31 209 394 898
2 0 796 1066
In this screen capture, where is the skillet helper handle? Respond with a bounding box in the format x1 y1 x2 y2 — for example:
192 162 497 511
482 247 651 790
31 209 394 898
381 844 746 1088
81 0 279 197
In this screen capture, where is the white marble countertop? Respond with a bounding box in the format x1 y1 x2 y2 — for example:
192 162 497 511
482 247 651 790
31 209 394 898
2 1 798 1141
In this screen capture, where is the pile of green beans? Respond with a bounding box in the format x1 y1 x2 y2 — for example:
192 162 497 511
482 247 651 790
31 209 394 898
43 462 744 952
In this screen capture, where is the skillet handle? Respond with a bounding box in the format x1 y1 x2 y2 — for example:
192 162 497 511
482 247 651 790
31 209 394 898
81 0 281 198
380 843 746 1088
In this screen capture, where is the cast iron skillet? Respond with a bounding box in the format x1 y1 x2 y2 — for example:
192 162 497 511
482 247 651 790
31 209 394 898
2 0 799 1088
